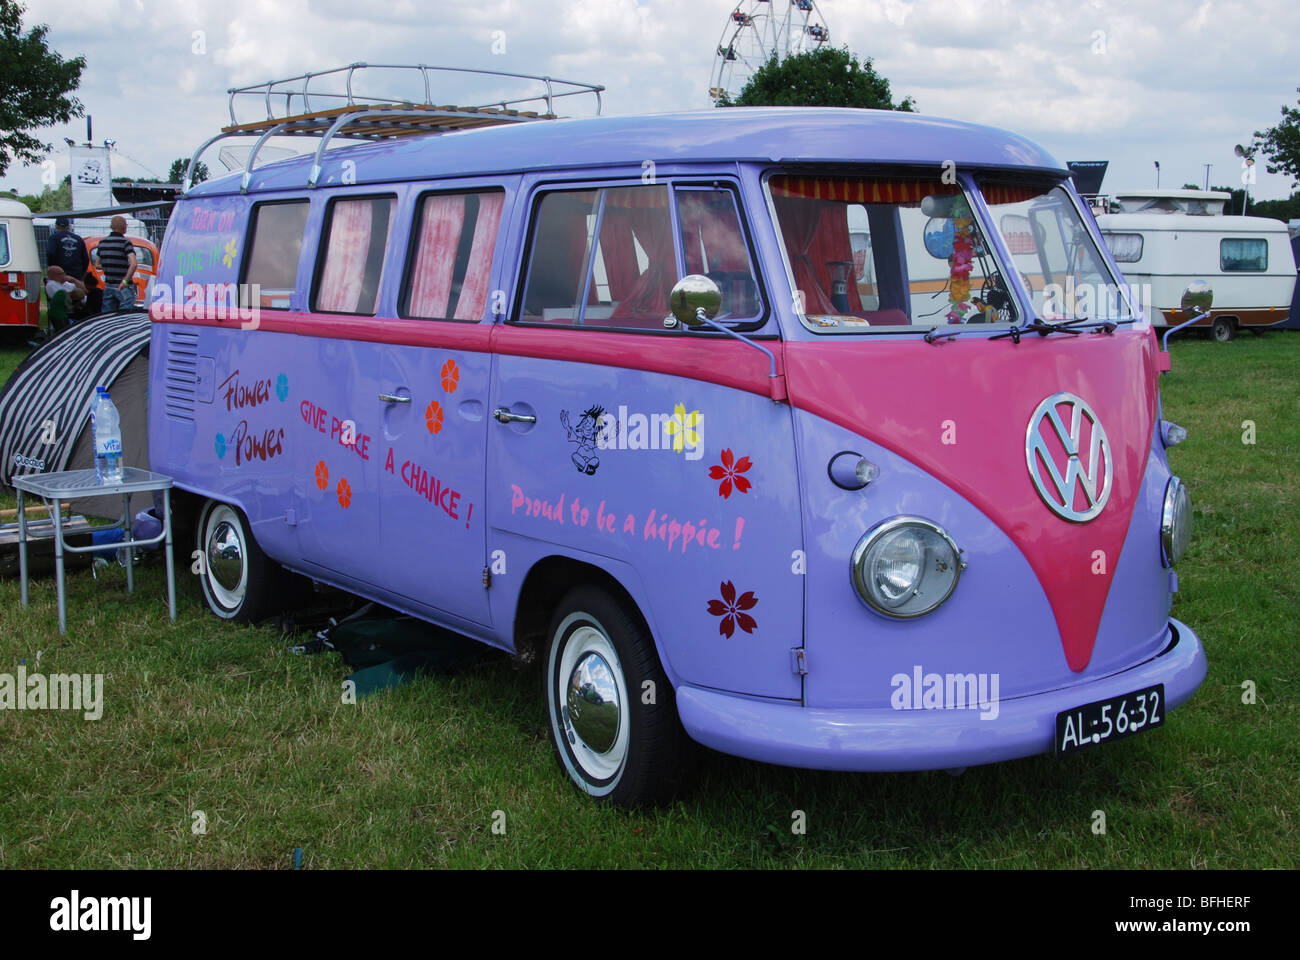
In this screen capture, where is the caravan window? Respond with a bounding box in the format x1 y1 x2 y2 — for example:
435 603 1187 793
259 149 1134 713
1220 238 1268 272
241 200 310 310
401 189 505 322
0 223 9 268
1103 232 1143 263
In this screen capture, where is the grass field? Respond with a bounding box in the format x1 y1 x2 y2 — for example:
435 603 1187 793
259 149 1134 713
0 333 1296 869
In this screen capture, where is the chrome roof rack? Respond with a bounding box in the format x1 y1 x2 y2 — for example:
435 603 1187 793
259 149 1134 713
183 62 604 194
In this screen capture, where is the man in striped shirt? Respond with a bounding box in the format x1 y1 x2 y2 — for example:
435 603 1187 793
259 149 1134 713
97 216 138 313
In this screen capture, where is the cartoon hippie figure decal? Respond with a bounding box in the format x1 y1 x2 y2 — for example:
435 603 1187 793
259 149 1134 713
561 404 608 475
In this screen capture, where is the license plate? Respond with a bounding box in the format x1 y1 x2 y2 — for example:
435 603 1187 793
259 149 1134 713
1055 684 1164 755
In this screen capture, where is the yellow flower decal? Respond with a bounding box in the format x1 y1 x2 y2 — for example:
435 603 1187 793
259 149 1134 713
221 238 238 268
663 402 702 455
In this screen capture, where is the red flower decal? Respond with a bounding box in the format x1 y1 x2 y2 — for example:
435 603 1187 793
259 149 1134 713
708 448 753 499
706 580 758 638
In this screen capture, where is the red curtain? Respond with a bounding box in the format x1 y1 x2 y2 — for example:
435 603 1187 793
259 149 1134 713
610 189 674 321
318 200 375 313
771 174 960 204
773 195 836 315
408 195 467 318
453 192 504 320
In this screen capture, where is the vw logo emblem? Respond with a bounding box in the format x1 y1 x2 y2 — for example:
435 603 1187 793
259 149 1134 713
1025 392 1113 523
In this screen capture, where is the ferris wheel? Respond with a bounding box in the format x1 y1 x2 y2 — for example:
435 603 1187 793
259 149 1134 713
709 0 831 103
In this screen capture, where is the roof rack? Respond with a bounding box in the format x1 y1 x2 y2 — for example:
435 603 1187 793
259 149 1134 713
184 63 604 194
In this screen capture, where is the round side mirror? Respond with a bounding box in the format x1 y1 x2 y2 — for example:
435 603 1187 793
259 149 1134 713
1180 280 1213 315
669 274 722 328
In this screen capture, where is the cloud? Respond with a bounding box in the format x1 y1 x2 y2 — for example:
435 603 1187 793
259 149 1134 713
4 0 1297 200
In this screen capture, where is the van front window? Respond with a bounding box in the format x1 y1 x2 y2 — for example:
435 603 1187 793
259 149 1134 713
983 178 1135 322
768 173 1019 332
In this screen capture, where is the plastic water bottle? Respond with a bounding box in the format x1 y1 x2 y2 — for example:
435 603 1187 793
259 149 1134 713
91 386 124 484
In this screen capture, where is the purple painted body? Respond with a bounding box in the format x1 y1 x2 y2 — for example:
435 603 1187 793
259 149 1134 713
149 107 1205 775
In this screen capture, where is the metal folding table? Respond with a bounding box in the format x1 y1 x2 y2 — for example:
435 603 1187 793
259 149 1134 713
13 467 176 634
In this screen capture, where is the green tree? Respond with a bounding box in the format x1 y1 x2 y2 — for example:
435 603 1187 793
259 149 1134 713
1252 91 1300 190
14 173 71 212
717 45 915 111
0 1 85 177
168 157 207 185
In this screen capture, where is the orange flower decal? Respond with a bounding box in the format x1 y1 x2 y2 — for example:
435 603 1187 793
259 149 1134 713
424 400 444 435
440 358 460 394
314 460 329 490
337 477 352 509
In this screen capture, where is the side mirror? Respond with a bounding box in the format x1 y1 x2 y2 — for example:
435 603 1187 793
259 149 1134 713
669 274 722 329
1180 281 1213 315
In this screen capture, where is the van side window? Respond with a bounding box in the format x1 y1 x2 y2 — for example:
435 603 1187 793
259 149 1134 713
1220 238 1267 272
314 195 396 315
242 200 310 310
402 189 505 321
676 187 762 320
520 184 680 329
0 223 10 267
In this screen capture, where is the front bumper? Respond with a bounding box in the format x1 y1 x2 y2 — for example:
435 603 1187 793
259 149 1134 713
676 618 1206 772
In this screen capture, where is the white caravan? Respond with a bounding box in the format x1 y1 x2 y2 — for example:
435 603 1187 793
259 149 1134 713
1096 189 1297 341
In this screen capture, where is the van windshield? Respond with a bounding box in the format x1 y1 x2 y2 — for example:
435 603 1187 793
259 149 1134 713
982 178 1136 322
769 172 1019 333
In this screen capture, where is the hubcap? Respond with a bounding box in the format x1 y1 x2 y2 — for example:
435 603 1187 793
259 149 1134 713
203 506 247 611
551 618 630 787
566 651 621 754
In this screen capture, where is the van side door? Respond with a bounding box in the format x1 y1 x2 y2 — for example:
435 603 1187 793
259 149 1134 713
373 184 513 629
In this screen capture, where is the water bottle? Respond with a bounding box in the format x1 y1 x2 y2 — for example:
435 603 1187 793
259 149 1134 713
91 386 124 484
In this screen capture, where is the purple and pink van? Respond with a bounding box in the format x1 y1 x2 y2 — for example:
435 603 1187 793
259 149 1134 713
150 106 1205 805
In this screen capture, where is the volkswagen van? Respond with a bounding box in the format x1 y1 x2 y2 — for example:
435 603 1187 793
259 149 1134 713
0 197 43 339
150 99 1206 805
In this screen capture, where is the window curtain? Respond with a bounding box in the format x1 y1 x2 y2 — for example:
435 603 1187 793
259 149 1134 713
678 193 749 273
773 195 836 315
453 192 505 319
318 200 375 313
408 195 467 318
610 191 674 320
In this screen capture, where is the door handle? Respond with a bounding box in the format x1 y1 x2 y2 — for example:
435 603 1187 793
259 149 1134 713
494 406 536 425
378 393 411 404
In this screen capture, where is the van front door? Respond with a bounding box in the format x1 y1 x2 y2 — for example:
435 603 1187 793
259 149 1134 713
486 180 803 699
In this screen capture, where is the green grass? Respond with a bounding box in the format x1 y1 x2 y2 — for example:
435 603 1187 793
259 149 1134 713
0 333 1297 868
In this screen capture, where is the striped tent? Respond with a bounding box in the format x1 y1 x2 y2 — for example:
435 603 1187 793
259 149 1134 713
1 311 152 517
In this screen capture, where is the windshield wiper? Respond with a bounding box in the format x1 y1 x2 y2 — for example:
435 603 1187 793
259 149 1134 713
990 318 1082 343
991 316 1139 343
924 326 963 344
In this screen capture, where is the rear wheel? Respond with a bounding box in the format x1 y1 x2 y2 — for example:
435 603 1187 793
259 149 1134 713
1211 317 1236 342
195 500 279 622
543 585 691 807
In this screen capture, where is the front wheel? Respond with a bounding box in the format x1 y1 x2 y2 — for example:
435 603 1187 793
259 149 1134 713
544 586 691 807
195 500 280 622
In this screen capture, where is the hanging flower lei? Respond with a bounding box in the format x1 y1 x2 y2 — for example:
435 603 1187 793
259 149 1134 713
946 197 975 324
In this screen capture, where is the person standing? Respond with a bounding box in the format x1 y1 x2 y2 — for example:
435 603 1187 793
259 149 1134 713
97 215 139 313
45 217 89 281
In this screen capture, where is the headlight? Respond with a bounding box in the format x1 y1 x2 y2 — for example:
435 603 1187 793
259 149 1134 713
851 517 964 619
1161 477 1192 567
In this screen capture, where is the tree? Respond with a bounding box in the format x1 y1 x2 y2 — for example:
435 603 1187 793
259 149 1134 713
168 157 208 185
1252 92 1300 191
0 1 85 177
717 45 915 111
14 174 71 212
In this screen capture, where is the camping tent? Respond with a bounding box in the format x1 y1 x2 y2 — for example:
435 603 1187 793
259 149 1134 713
0 311 153 518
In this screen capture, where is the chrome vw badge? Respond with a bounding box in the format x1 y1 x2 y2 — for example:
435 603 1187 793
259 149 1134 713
1025 392 1113 522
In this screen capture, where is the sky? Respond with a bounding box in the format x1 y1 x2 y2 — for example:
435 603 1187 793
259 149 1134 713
4 0 1298 201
